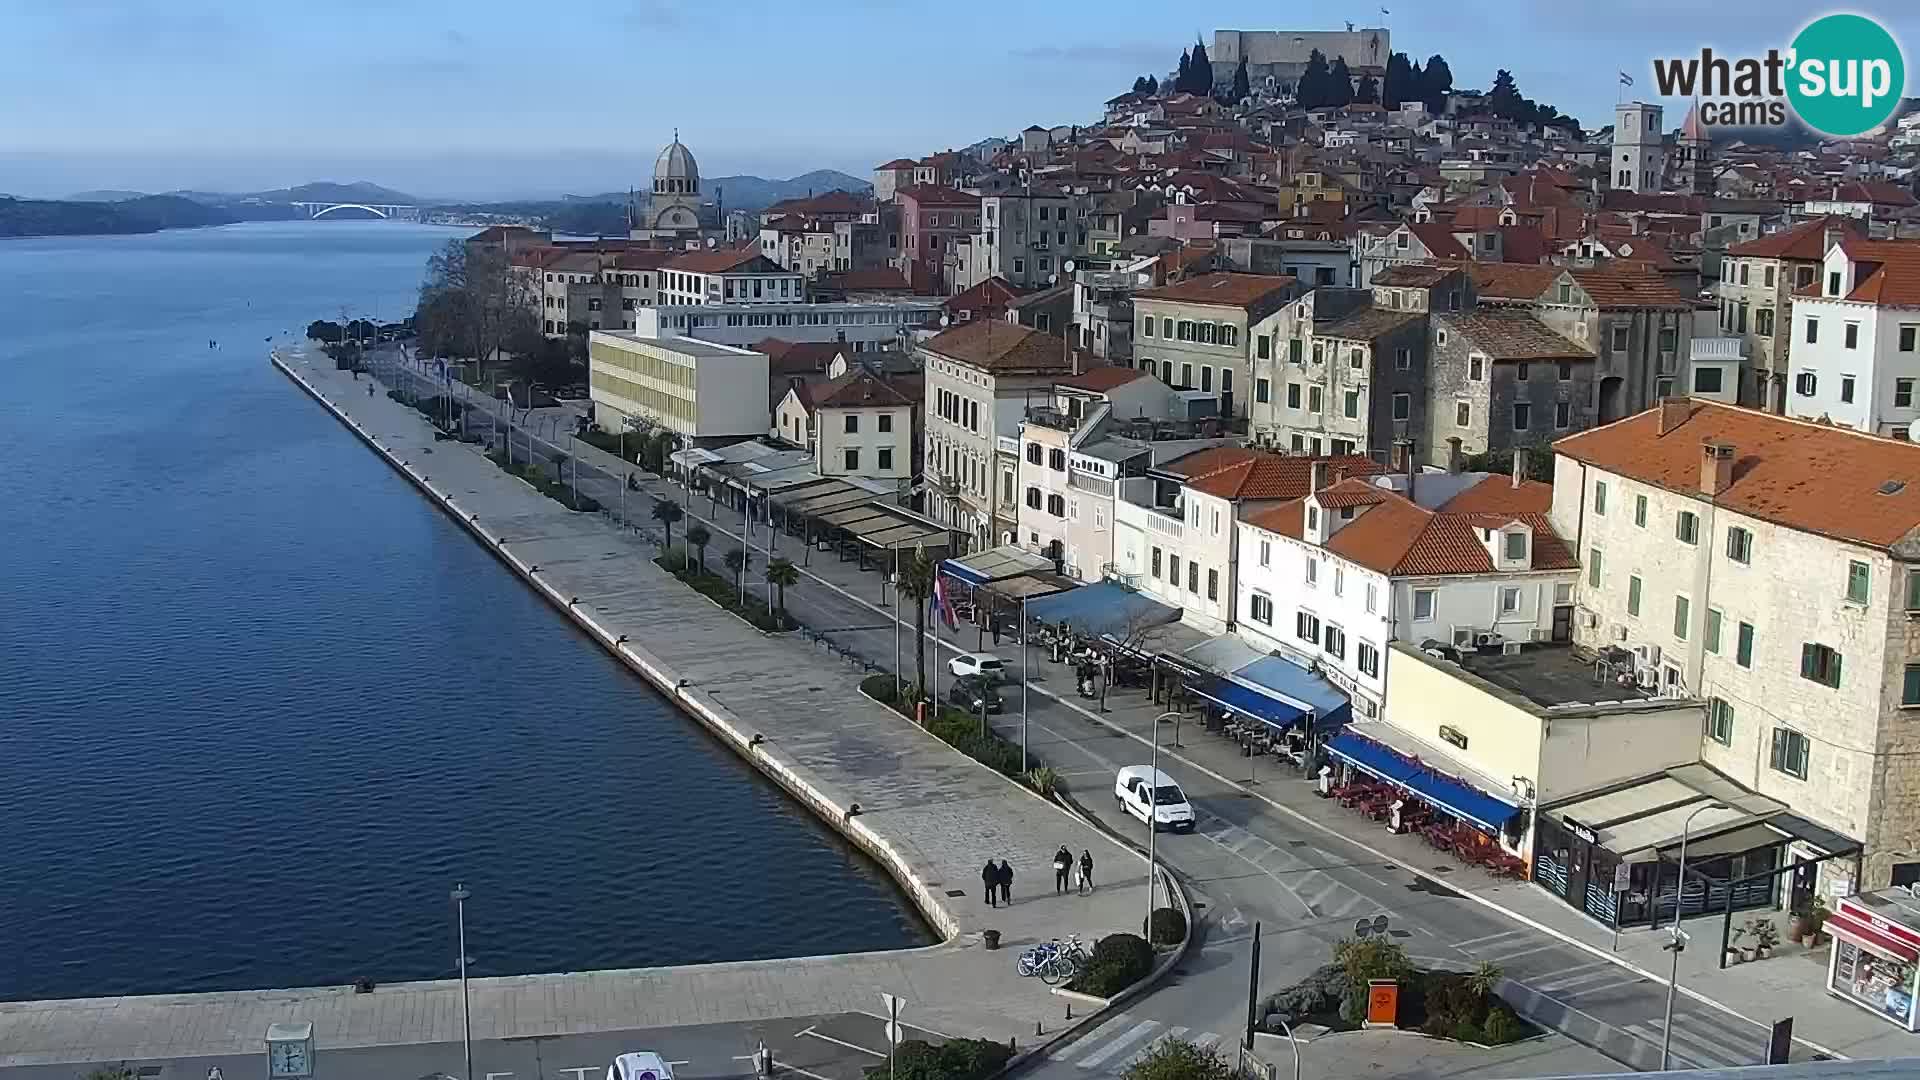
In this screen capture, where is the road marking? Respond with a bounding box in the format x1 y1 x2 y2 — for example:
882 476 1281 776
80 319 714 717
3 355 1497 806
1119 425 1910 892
1559 974 1647 999
1671 1012 1765 1064
801 1031 889 1058
851 1010 956 1040
1077 1020 1162 1069
1051 1014 1139 1061
1529 961 1629 993
774 1064 844 1080
1116 1027 1190 1071
1470 941 1566 964
1625 1019 1741 1069
1453 929 1528 950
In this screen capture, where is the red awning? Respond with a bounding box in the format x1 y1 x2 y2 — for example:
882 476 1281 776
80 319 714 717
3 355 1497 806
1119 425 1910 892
1826 910 1920 963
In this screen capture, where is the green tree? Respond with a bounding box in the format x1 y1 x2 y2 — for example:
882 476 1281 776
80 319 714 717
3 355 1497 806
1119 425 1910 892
1188 39 1213 95
684 522 712 576
1383 51 1414 107
1176 50 1191 93
1229 56 1250 103
417 238 536 379
724 546 752 597
1143 74 1158 96
1327 56 1354 107
897 549 937 700
1468 959 1504 1000
1421 54 1454 113
1121 1038 1234 1080
1488 68 1525 122
764 557 799 624
651 496 684 553
1354 75 1380 105
1297 49 1330 108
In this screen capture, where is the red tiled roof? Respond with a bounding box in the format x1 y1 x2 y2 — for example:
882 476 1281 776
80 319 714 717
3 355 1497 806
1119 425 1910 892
1408 223 1471 258
922 320 1071 373
876 158 918 170
663 249 782 273
815 370 915 410
1251 482 1578 577
897 184 980 208
1553 400 1920 551
1568 263 1693 309
1727 214 1862 260
1058 365 1149 392
1438 311 1592 360
944 276 1024 315
1827 238 1920 307
1438 475 1555 514
1805 182 1919 208
1170 450 1383 501
1134 272 1297 315
1466 261 1563 301
752 338 843 376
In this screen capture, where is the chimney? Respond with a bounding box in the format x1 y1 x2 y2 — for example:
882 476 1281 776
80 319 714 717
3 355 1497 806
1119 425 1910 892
1824 220 1846 255
1701 439 1735 497
1656 397 1691 436
1512 448 1528 488
1309 459 1329 493
1398 438 1417 503
1446 436 1464 474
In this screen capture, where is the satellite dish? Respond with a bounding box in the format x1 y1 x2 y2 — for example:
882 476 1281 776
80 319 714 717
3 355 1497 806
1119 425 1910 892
1907 419 1920 443
940 314 952 327
1063 259 1077 274
1048 273 1058 286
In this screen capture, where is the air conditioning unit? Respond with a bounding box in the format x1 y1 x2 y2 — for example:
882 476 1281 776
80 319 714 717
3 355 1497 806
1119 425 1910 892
1635 668 1659 690
1611 624 1629 642
1475 631 1505 649
1452 627 1477 647
1529 627 1551 642
1502 641 1524 655
1633 643 1663 669
1580 608 1600 629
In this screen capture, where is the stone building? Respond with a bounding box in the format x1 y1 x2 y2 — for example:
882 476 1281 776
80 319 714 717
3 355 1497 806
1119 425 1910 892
1428 310 1595 464
1132 272 1302 420
1210 28 1391 94
632 134 705 242
1715 215 1863 411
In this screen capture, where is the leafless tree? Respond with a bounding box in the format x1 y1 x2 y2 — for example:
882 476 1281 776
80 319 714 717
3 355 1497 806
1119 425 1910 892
1078 603 1171 714
418 240 537 380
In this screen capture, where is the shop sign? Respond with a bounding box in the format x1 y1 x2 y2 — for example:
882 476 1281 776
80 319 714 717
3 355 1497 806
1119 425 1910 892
1614 863 1632 893
1365 980 1400 1027
1565 817 1597 845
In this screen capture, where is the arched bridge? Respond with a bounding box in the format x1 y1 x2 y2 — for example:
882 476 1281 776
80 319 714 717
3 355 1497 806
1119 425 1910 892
290 202 421 221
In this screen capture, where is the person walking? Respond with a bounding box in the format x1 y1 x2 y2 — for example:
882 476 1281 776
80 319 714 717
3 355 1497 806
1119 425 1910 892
996 859 1014 906
981 860 999 908
1077 849 1095 895
1052 845 1073 894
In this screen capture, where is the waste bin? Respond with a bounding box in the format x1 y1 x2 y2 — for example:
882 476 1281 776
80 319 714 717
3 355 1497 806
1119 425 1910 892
983 929 1001 950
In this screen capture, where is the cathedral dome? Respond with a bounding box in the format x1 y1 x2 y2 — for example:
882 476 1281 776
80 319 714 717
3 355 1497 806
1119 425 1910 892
654 135 699 195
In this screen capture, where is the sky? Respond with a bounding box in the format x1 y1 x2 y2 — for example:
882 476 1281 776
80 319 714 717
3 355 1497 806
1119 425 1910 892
1 0 1914 202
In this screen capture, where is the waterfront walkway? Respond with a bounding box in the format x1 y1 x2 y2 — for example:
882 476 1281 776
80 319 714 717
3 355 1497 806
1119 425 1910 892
0 350 1161 1069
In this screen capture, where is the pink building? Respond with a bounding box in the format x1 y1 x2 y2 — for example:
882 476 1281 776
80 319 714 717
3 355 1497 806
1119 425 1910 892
896 184 981 294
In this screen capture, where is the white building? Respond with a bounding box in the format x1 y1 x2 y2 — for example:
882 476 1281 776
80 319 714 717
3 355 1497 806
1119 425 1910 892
780 368 918 481
656 249 806 306
1786 238 1920 437
1236 464 1579 718
588 330 770 444
1611 102 1666 194
1552 398 1920 893
634 299 942 352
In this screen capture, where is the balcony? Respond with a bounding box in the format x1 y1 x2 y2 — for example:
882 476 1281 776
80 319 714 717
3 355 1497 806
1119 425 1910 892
1025 406 1080 432
1116 496 1185 540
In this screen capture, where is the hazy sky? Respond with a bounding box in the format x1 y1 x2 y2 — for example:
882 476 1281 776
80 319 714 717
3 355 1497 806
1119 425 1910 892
1 1 1912 201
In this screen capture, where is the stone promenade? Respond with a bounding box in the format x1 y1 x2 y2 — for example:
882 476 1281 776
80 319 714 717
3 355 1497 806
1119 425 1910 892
0 349 1165 1069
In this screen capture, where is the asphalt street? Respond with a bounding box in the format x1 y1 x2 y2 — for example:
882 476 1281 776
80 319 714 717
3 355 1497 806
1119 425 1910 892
372 353 1812 1074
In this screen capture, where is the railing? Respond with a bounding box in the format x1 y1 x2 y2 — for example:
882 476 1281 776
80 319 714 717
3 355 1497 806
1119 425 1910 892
1025 407 1079 432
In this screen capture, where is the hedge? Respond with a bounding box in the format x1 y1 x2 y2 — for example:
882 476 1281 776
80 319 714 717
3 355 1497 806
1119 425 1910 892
1147 906 1187 946
653 553 791 633
863 1039 1011 1080
1068 932 1155 998
860 675 1032 780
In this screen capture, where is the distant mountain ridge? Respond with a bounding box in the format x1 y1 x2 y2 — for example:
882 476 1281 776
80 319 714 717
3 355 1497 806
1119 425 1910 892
0 194 241 238
563 169 870 213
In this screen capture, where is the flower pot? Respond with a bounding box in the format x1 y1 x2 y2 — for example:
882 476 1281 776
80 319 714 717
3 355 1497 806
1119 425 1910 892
1788 916 1809 944
1725 948 1744 965
983 929 1001 950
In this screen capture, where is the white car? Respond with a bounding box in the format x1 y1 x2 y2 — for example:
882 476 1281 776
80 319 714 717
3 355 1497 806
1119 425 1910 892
1114 766 1196 832
948 652 1005 679
608 1052 675 1080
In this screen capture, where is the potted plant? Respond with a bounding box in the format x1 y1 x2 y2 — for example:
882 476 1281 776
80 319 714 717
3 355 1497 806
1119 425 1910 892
1805 897 1831 948
1747 917 1781 960
1725 924 1748 966
1788 902 1813 944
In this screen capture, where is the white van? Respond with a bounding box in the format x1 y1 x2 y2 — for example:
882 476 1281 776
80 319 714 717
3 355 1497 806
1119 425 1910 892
1114 765 1196 832
608 1052 675 1080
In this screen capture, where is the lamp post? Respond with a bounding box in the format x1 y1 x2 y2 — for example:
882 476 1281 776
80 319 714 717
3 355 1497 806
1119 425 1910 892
1661 801 1728 1070
450 883 473 1080
1019 595 1029 774
1145 710 1180 932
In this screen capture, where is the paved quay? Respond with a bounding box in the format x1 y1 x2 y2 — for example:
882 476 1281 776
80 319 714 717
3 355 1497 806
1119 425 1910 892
0 349 1168 1072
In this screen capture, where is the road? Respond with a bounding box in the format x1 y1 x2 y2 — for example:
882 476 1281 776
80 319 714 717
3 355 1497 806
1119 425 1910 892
372 352 1811 1074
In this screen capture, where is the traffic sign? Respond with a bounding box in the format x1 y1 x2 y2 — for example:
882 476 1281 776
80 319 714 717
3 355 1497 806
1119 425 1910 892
1613 863 1632 893
884 1023 904 1045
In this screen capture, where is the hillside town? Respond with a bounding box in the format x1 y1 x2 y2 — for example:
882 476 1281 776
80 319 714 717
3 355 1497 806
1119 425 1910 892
447 25 1920 1028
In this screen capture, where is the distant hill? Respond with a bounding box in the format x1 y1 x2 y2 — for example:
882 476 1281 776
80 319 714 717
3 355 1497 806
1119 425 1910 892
0 194 238 238
67 189 149 203
255 181 419 205
563 170 871 214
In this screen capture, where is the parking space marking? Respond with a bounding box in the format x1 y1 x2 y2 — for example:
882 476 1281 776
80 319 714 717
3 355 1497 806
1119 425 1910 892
801 1031 888 1058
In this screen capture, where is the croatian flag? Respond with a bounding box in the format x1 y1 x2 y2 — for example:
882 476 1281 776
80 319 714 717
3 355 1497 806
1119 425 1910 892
933 574 958 630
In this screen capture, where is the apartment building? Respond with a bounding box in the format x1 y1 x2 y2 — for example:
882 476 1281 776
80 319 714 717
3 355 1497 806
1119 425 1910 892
897 185 981 294
1716 216 1862 411
1237 464 1578 718
809 369 918 481
656 249 806 306
1787 238 1920 438
920 320 1073 549
587 331 770 444
1551 399 1920 892
972 190 1083 291
633 300 941 352
1428 309 1596 462
1133 273 1301 420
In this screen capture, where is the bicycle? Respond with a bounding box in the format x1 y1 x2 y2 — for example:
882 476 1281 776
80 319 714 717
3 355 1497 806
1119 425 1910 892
1035 950 1080 986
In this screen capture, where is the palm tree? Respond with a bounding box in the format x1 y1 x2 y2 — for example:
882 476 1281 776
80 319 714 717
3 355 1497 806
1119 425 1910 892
684 522 712 576
897 549 937 701
724 546 752 603
764 557 799 627
651 496 684 555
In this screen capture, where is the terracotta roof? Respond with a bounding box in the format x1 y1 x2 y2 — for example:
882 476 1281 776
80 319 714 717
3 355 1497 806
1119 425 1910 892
896 184 981 208
921 320 1071 374
815 370 915 410
1134 272 1297 318
1250 479 1578 578
943 276 1024 315
1371 264 1458 288
1727 215 1860 260
1465 261 1562 302
1319 307 1424 342
752 338 843 375
1553 400 1920 551
1827 238 1920 307
1438 311 1592 360
1408 223 1471 258
1567 263 1693 309
1311 478 1395 509
1169 450 1383 501
663 249 784 274
1438 474 1555 514
876 158 918 170
1805 182 1919 208
1058 365 1150 392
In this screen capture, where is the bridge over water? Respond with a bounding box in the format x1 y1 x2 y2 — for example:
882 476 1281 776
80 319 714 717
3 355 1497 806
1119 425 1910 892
289 201 421 221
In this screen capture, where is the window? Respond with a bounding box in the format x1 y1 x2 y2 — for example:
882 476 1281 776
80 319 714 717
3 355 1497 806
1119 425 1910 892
1343 390 1359 419
1905 664 1920 707
1588 547 1604 588
1333 566 1344 597
1503 531 1527 561
1305 558 1319 586
1705 608 1723 653
1257 334 1271 359
1151 547 1162 577
1207 568 1219 600
1168 554 1181 583
1726 526 1752 563
1499 586 1521 614
1737 621 1755 668
878 448 894 471
1396 347 1411 370
1049 448 1067 472
1770 727 1810 780
1707 698 1734 745
1256 378 1271 404
1358 641 1379 678
1323 624 1347 661
1296 610 1321 643
1628 575 1642 617
1673 595 1691 640
1829 271 1843 296
1633 494 1648 527
1392 393 1410 420
1348 348 1363 369
1308 386 1323 414
1800 642 1843 688
1289 338 1302 364
1142 316 1155 338
1739 263 1750 285
844 448 860 470
1258 539 1271 567
1250 593 1274 624
1593 481 1608 515
1413 588 1436 620
1047 493 1065 517
1287 383 1302 409
1469 355 1484 380
1025 486 1042 510
1611 324 1629 353
1842 375 1856 403
1898 380 1915 408
1847 560 1871 605
1200 366 1212 392
1517 362 1531 381
1694 366 1725 394
1456 402 1470 427
844 414 859 433
1366 582 1378 614
1676 510 1698 545
1806 317 1819 344
1557 360 1572 381
1182 363 1194 387
1026 441 1041 464
1908 569 1920 611
1555 401 1571 428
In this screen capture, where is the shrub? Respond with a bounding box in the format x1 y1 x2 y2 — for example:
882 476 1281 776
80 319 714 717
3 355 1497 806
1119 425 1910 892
1121 1037 1234 1080
1452 1020 1485 1044
864 1038 1010 1080
1068 932 1156 997
1147 906 1188 946
1025 765 1060 795
1333 936 1413 987
1482 1006 1524 1045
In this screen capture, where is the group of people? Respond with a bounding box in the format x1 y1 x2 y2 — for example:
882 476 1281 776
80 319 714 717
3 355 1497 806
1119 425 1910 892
979 847 1097 908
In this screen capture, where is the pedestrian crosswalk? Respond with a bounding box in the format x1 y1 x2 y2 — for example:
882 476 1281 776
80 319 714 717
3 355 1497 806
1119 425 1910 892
1623 1013 1766 1070
1049 1013 1231 1074
1193 811 1386 922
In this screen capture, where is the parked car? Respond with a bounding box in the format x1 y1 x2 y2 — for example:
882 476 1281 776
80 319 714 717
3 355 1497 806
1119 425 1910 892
1114 765 1196 832
950 675 1004 713
948 652 1005 679
608 1053 675 1080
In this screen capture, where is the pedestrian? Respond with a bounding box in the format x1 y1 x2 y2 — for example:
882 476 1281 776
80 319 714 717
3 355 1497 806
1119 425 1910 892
367 383 374 397
1078 849 1095 895
981 860 999 908
1053 845 1073 894
997 859 1013 906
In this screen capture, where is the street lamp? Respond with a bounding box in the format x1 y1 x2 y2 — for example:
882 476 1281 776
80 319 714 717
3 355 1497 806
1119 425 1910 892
1019 595 1029 774
1145 710 1180 933
1262 1012 1301 1080
1660 801 1728 1070
450 883 474 1080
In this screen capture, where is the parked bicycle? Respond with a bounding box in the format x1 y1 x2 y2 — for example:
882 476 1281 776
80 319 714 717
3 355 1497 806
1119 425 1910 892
1016 934 1090 984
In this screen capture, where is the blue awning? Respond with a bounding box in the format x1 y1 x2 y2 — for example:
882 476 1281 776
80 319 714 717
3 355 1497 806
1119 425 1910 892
939 558 991 587
1189 677 1308 733
1022 581 1180 638
1324 731 1520 834
1233 656 1353 731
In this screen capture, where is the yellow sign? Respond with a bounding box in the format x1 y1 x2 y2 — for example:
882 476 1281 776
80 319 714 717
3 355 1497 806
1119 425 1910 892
1365 980 1400 1027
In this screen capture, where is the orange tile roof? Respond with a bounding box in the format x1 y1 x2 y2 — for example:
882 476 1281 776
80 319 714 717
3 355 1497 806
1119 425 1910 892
815 370 915 410
1465 261 1562 302
1835 238 1920 306
1408 223 1471 258
663 249 782 273
1552 400 1920 551
1438 311 1592 360
896 184 981 208
1727 214 1862 260
1568 263 1694 309
1438 475 1555 514
1134 272 1298 315
1178 451 1384 501
922 320 1071 374
1058 365 1150 392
